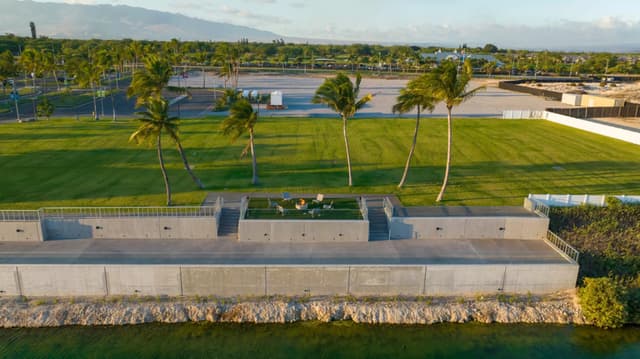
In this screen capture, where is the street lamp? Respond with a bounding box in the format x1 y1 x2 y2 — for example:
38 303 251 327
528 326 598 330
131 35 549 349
10 81 20 122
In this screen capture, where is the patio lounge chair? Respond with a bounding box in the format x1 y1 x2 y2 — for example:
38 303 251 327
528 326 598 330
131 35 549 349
312 194 324 204
282 192 292 202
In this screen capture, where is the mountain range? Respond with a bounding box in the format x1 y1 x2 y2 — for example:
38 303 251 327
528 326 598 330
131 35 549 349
0 0 282 42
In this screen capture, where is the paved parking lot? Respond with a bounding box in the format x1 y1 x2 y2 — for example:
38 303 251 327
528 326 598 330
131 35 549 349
171 73 569 118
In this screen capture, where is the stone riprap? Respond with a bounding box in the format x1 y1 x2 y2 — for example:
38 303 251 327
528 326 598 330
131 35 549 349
0 293 585 328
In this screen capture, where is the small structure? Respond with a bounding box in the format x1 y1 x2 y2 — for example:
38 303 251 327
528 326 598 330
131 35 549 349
267 90 285 110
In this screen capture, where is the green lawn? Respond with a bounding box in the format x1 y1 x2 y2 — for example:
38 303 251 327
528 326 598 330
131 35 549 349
246 197 362 220
0 117 638 209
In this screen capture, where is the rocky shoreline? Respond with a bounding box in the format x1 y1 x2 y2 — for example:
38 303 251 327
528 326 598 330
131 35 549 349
0 292 586 328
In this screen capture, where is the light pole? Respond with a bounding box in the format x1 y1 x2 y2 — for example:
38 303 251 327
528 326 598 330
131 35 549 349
10 81 20 122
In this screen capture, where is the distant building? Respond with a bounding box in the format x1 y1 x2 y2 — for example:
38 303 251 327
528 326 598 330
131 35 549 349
421 49 504 67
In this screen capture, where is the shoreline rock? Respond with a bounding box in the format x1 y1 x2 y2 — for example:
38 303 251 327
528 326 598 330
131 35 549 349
0 293 586 328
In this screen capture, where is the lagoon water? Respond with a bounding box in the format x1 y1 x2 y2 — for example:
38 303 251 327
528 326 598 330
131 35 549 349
0 322 639 358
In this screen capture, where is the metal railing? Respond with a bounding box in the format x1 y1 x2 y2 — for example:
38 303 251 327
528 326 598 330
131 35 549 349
0 210 41 222
239 196 249 220
359 197 369 221
382 197 395 219
530 199 550 218
40 206 218 219
214 196 224 215
244 208 362 220
545 230 580 264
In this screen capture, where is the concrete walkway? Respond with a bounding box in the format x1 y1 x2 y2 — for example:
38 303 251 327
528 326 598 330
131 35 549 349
0 237 569 265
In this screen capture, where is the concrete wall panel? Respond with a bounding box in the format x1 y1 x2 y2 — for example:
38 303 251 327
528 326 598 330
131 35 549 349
271 222 305 242
19 265 106 296
349 266 425 296
0 266 20 295
424 265 506 296
45 217 217 240
267 266 349 296
504 264 579 294
238 220 270 242
0 221 43 242
504 217 549 240
464 218 506 239
106 266 181 296
239 220 368 242
181 266 265 296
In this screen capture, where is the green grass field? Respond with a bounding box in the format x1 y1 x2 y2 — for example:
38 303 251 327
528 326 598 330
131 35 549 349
246 197 362 220
0 117 638 209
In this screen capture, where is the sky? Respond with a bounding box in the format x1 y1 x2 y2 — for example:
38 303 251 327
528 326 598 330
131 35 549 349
30 0 640 49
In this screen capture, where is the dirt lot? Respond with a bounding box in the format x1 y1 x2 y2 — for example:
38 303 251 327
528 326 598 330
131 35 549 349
522 81 640 102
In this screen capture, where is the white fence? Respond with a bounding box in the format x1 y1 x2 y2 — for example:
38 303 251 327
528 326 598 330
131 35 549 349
528 194 640 207
503 110 640 146
502 110 546 119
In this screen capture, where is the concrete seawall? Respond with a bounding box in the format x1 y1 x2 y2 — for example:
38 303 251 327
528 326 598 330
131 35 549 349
0 264 578 297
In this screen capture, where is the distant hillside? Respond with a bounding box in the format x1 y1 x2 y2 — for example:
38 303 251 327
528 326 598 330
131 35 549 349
0 0 282 41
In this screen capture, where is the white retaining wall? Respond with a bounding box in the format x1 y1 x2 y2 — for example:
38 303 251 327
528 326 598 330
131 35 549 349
388 216 549 240
0 264 578 297
502 110 640 145
238 219 369 242
544 111 640 145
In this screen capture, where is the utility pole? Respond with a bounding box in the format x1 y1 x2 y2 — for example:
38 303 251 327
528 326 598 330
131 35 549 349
11 82 20 122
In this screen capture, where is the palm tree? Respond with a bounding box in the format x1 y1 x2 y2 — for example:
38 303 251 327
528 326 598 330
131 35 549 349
129 97 176 206
127 55 202 188
127 55 203 189
312 73 373 186
392 75 435 189
222 99 259 185
423 60 485 202
127 55 173 107
18 48 42 120
74 58 101 120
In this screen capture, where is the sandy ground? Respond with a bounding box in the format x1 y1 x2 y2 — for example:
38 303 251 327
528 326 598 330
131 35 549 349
593 117 640 130
521 81 640 102
170 73 568 118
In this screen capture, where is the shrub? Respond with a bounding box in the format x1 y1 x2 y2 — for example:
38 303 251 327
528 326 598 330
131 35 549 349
579 277 628 329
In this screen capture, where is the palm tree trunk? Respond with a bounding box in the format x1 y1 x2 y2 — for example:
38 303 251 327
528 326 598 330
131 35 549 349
176 141 204 189
52 70 60 91
398 107 420 189
157 135 172 206
91 82 98 120
110 90 116 122
342 115 353 187
249 128 258 185
436 107 453 202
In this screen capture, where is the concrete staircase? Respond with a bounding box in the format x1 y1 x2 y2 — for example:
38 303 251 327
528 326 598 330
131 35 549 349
366 198 390 241
202 193 242 240
218 207 240 238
